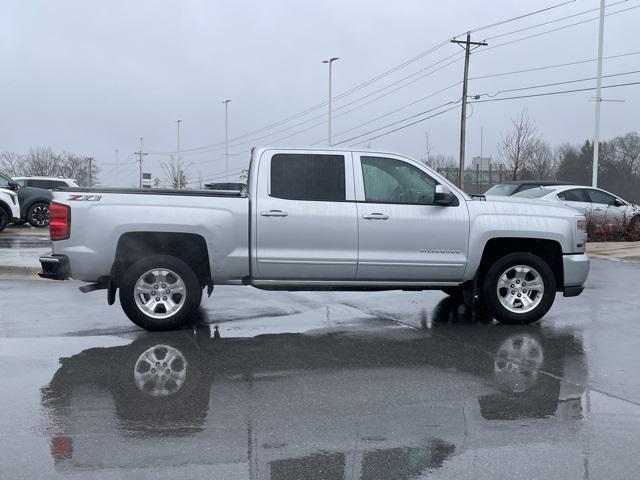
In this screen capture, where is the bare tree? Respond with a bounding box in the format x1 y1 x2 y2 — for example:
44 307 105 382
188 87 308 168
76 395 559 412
498 110 538 180
0 152 24 176
24 147 58 176
528 140 556 180
422 132 433 166
161 155 190 189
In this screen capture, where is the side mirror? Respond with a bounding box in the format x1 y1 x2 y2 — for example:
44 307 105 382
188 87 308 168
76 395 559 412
614 198 625 207
7 181 19 190
434 185 455 206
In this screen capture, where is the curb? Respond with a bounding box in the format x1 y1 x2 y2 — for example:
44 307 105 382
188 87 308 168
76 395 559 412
0 265 42 280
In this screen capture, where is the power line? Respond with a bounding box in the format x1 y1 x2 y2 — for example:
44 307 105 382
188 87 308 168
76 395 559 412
333 100 460 146
478 3 640 54
472 69 640 98
465 0 577 34
484 0 631 41
468 80 640 103
470 50 640 80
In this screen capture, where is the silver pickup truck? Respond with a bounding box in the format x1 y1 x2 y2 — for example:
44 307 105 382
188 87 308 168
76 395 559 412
39 147 589 330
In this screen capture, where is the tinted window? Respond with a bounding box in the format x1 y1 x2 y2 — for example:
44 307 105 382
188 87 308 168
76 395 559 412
0 174 12 188
557 189 590 203
27 179 53 189
513 187 555 198
270 154 345 201
485 183 519 196
51 181 68 189
361 156 436 205
588 189 618 205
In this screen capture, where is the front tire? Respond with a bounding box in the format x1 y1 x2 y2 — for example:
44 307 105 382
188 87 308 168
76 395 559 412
0 208 8 232
27 202 50 228
482 253 556 325
119 255 203 331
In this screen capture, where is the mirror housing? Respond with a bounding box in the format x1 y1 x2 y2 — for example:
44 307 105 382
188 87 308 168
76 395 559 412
614 198 625 207
434 185 456 206
7 181 19 190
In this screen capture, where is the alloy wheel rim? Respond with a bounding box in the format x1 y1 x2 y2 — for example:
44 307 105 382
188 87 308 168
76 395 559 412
31 205 49 226
496 265 544 314
134 268 186 319
133 345 187 397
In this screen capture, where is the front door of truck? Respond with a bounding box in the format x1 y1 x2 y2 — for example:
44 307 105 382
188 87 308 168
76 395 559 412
353 154 469 282
254 150 358 280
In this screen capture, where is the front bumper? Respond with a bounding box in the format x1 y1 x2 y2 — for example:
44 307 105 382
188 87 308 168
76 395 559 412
562 253 589 297
39 254 70 280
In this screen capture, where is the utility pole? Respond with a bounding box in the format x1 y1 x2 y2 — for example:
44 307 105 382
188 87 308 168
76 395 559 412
86 157 94 186
134 137 148 188
322 57 339 145
222 100 231 180
451 33 487 190
592 0 605 187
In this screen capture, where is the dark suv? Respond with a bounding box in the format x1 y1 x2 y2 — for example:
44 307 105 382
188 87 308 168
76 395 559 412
0 171 52 228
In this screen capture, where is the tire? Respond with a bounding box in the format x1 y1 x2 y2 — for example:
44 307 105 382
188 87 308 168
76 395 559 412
26 201 50 228
482 252 556 325
119 255 203 331
0 207 8 233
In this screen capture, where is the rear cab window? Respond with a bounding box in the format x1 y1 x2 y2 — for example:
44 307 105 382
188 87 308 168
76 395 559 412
270 153 345 202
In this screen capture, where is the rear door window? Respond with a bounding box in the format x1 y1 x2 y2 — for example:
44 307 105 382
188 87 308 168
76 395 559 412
270 153 345 201
27 179 53 189
557 189 591 203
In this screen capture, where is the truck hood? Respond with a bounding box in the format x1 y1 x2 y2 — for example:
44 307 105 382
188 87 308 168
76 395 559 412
472 195 581 218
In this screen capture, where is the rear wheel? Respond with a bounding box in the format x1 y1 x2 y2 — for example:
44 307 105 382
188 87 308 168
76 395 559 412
119 255 202 331
27 202 49 228
482 253 556 325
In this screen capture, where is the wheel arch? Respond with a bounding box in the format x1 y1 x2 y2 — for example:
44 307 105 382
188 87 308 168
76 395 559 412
111 232 212 290
477 237 564 291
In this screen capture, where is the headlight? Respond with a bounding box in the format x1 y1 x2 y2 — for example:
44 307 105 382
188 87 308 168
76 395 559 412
8 191 17 205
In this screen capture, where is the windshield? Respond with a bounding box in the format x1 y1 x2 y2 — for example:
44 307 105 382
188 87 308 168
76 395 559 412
513 187 555 198
485 183 519 196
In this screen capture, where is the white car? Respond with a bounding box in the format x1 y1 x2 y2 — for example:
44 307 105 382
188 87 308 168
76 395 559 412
512 185 640 237
0 187 20 232
13 176 79 189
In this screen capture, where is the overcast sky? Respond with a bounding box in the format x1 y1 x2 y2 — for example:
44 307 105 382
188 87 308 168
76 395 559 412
2 0 639 186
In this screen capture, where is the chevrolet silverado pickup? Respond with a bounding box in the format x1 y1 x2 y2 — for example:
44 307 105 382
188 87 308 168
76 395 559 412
39 147 590 330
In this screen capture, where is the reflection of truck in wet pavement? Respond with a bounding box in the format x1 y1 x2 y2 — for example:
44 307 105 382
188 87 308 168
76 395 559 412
42 299 587 479
40 147 589 331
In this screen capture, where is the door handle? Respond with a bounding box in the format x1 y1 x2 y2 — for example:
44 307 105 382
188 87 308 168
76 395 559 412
362 213 389 220
594 208 603 212
260 210 288 217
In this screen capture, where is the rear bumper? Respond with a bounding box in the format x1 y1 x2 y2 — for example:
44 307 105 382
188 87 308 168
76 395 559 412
562 253 589 297
39 254 70 280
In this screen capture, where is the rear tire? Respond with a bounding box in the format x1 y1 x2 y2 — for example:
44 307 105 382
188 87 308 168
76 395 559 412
119 255 203 331
26 201 49 228
482 252 556 325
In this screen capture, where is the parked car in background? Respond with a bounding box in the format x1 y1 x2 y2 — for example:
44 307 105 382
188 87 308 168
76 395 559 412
0 187 20 232
0 170 53 228
512 185 640 239
484 180 574 196
14 176 79 189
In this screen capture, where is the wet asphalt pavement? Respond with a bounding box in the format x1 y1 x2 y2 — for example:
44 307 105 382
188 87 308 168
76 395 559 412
1 259 640 479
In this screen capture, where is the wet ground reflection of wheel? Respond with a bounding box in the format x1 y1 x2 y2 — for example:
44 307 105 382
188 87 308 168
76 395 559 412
134 344 188 397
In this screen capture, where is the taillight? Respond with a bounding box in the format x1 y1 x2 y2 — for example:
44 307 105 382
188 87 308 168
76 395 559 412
49 202 70 241
50 435 73 461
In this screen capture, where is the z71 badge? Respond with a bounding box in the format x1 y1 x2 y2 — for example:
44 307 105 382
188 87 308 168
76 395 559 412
67 194 102 201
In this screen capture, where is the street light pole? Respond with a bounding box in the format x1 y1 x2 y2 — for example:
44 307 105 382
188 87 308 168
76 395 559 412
592 0 605 188
222 99 231 179
322 57 339 146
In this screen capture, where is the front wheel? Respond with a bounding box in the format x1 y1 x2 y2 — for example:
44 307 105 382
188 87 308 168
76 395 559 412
27 202 50 228
0 208 8 232
482 253 556 325
119 255 203 331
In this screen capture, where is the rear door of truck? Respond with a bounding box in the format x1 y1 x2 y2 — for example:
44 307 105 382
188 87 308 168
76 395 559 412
253 149 358 280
